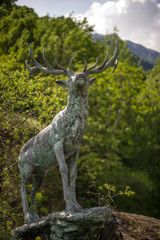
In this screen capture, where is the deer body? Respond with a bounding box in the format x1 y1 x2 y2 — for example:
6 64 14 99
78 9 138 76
20 94 88 169
19 43 118 223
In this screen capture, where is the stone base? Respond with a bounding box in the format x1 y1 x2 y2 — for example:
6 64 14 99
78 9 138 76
12 207 112 240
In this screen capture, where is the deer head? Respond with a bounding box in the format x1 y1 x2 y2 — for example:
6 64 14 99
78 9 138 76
25 42 119 95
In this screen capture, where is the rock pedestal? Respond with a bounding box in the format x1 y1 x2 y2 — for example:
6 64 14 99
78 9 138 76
12 207 112 240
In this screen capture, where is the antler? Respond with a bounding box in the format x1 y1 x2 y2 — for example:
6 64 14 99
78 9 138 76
84 41 119 75
25 44 71 76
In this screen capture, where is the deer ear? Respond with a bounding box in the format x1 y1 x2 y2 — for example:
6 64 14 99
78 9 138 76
56 80 68 88
88 78 96 85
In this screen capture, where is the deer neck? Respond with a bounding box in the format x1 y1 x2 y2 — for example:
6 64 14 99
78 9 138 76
66 93 88 119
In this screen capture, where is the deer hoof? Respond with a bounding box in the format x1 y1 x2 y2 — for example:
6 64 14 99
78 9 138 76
24 213 39 224
73 203 82 212
32 212 40 221
66 203 82 212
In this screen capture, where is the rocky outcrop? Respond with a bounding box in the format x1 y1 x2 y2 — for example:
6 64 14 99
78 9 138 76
12 207 117 240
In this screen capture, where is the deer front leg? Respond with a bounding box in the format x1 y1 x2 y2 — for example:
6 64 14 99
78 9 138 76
69 151 82 211
54 140 74 211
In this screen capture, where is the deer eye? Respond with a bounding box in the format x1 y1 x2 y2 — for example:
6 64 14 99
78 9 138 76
88 78 96 85
55 80 68 88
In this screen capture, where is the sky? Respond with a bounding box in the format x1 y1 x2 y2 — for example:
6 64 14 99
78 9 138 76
17 0 160 52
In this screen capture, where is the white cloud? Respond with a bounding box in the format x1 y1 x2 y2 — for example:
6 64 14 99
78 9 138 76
75 0 160 52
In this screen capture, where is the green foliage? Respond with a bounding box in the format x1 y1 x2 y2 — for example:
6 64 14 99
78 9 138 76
0 55 65 238
77 62 157 215
0 3 160 239
0 6 38 58
0 0 17 16
96 184 135 208
0 7 101 64
36 16 101 65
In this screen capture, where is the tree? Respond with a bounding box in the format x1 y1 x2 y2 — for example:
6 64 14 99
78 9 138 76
77 62 156 216
0 7 102 64
0 0 17 8
0 6 38 58
0 0 17 17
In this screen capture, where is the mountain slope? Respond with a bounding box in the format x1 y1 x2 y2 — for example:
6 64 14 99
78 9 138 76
126 40 160 70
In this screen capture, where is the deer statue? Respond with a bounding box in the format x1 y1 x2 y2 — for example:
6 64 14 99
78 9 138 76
18 42 119 223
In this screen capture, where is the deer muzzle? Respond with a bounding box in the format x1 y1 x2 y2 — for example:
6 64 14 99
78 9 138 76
76 78 86 86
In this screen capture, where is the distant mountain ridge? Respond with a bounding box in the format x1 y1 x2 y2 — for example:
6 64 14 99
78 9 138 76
126 40 160 70
92 33 160 70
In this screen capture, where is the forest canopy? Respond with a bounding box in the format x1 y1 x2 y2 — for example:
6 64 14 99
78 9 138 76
0 2 160 239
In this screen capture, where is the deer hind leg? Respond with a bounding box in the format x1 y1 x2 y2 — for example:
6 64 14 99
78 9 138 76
19 163 34 223
30 173 44 221
21 177 34 223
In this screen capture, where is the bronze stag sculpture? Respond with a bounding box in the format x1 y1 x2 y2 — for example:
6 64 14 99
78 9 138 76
18 43 119 223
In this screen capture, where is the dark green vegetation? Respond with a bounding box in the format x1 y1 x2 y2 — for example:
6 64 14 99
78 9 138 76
0 1 160 239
